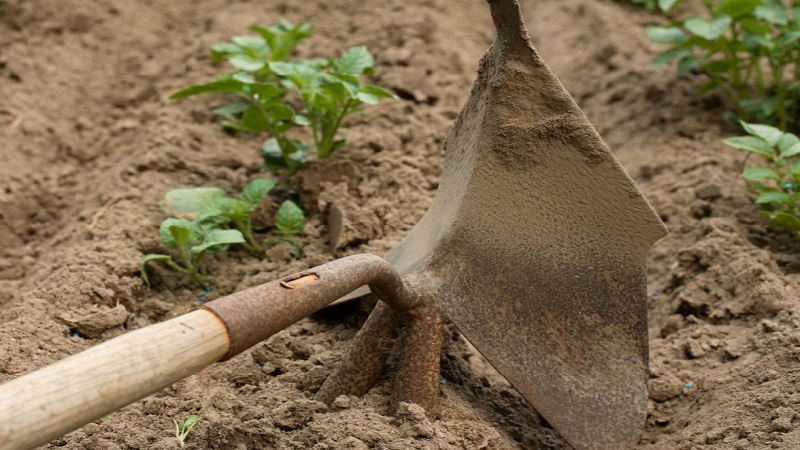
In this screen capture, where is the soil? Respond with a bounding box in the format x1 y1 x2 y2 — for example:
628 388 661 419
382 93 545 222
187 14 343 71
1 0 799 449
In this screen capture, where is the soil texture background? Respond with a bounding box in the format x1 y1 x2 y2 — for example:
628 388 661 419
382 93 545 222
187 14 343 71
1 0 799 449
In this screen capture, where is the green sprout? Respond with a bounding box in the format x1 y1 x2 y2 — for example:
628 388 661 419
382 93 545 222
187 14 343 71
725 120 800 242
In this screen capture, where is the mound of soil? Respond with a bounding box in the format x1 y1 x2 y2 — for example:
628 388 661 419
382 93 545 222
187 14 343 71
2 0 799 448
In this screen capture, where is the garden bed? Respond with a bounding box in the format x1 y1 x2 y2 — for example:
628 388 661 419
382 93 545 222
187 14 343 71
1 0 799 448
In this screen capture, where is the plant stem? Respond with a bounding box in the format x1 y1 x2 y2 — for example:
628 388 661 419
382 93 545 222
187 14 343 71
318 100 354 159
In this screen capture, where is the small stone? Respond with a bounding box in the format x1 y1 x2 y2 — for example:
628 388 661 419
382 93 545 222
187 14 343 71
695 183 722 200
761 319 780 332
396 402 434 438
685 339 706 359
648 375 683 402
331 395 352 410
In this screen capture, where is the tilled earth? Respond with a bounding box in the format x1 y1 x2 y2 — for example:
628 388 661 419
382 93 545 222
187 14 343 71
1 0 799 448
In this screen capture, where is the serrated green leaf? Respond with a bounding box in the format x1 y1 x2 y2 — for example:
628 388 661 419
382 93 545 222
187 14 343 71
275 200 305 237
166 188 227 214
240 178 277 208
756 191 792 204
334 46 374 76
723 136 774 158
191 229 245 257
740 121 783 146
742 166 780 181
684 16 732 40
647 26 686 44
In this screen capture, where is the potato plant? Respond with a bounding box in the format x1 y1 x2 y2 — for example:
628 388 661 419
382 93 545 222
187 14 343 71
172 20 397 173
142 179 305 287
647 0 800 130
725 120 800 241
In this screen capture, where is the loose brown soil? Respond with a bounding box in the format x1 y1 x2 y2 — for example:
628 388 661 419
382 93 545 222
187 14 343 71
1 0 799 449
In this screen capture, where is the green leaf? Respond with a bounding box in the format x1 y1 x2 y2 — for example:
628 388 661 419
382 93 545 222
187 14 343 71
141 254 175 287
229 54 265 72
261 138 308 172
191 229 246 257
241 106 271 132
654 47 692 66
647 26 686 45
756 191 792 204
166 188 227 214
677 56 701 76
159 218 201 249
171 79 244 99
275 200 305 237
755 2 788 25
334 46 374 76
658 0 680 12
359 85 397 101
212 101 249 120
240 178 277 208
715 0 760 18
782 143 800 158
791 159 800 175
684 16 732 41
293 115 311 126
740 121 783 147
723 136 774 158
231 35 268 54
269 61 319 88
742 166 780 181
778 133 800 154
768 212 800 231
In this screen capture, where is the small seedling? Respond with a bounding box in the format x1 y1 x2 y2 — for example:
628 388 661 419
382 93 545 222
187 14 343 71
164 179 304 253
172 20 397 172
273 199 305 255
173 414 200 447
647 0 800 129
141 219 245 287
724 120 800 242
165 179 277 253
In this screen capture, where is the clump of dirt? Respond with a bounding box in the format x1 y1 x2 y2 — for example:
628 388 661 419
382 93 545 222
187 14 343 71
2 0 800 449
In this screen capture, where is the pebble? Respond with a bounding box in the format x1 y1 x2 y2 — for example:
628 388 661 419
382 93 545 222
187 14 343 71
695 183 722 200
648 374 683 402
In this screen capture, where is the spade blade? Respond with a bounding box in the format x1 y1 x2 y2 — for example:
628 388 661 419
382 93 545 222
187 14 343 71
385 1 667 448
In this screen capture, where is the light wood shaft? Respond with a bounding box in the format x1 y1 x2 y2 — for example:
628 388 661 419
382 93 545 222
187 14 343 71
0 309 229 450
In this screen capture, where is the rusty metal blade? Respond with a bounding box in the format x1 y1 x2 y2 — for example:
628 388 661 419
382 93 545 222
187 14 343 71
384 0 667 448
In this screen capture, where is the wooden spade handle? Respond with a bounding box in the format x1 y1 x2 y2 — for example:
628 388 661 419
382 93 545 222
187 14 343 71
0 310 229 450
0 254 414 450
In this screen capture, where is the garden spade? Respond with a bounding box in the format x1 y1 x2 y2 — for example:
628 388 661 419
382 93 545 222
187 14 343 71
0 1 666 450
